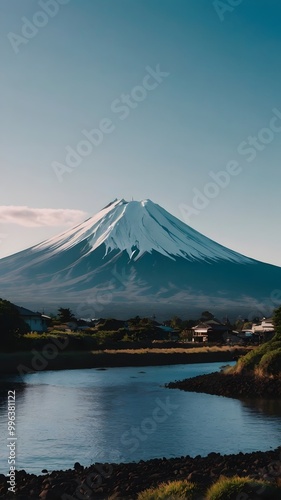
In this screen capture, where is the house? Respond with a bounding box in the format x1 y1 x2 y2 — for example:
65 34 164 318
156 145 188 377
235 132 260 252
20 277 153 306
192 319 230 343
252 317 275 334
224 331 247 345
16 306 48 333
155 325 180 341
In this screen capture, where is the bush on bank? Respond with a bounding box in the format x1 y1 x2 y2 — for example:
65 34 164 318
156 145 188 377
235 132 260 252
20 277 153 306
234 334 281 377
205 476 281 500
137 480 198 499
137 477 281 500
258 348 281 377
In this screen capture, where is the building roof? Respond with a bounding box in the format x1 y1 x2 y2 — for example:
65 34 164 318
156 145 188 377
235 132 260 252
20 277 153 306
192 321 228 333
156 325 177 332
15 306 43 318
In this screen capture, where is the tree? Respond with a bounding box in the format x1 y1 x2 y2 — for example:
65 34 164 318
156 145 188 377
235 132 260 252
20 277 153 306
170 316 182 329
57 308 75 323
243 321 253 330
272 305 281 339
0 298 30 337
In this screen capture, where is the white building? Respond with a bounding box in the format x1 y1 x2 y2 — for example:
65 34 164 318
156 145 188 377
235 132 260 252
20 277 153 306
252 317 275 334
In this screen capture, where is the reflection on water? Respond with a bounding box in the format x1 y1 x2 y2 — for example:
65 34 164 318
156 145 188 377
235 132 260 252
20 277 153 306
0 363 280 474
0 376 26 402
241 398 281 418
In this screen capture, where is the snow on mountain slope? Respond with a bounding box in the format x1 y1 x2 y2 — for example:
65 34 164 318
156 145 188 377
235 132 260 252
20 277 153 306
1 198 280 318
33 199 251 263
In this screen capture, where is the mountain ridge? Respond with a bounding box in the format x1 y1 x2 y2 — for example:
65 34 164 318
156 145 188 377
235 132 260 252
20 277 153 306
0 199 279 319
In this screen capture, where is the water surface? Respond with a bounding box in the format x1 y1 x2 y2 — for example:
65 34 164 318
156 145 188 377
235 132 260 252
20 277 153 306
0 362 280 474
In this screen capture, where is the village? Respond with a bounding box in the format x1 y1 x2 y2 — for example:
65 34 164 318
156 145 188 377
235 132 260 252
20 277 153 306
14 302 275 347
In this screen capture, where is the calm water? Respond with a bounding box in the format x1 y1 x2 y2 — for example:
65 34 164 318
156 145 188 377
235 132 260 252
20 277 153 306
1 362 281 474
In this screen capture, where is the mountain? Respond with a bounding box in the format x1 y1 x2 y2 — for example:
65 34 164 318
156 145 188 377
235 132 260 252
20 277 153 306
0 198 280 319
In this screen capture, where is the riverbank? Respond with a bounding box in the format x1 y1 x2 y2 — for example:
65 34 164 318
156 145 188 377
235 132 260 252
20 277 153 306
0 346 250 374
0 447 280 499
166 371 281 399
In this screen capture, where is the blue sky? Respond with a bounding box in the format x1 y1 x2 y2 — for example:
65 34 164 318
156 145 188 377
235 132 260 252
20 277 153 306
1 0 281 265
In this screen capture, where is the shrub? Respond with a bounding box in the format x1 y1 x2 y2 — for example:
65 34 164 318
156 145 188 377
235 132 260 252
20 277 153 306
205 476 281 500
235 345 268 372
258 348 281 377
137 480 198 499
235 340 281 374
97 318 125 331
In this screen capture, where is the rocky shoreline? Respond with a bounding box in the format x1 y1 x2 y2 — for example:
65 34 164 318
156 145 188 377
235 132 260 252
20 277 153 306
166 371 281 399
1 448 281 499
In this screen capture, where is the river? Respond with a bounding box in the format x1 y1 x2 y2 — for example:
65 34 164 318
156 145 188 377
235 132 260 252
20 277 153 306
0 362 281 474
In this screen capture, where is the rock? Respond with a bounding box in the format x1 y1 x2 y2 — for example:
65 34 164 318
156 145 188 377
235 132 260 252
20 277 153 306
166 372 281 399
39 491 49 499
187 471 204 482
108 494 122 500
1 447 280 498
209 469 219 478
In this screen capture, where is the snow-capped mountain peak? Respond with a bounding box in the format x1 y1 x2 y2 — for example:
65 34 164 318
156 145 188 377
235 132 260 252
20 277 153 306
34 198 250 263
1 198 279 319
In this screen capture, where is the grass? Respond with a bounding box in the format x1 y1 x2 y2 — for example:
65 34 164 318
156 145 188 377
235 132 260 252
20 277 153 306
102 345 250 355
18 332 252 355
23 331 68 339
205 476 281 500
137 480 198 499
232 334 281 377
137 477 281 500
257 347 281 377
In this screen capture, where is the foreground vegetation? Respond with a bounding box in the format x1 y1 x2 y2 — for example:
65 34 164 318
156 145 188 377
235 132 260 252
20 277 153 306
205 476 281 500
138 480 198 499
232 336 281 377
137 476 281 500
229 305 281 378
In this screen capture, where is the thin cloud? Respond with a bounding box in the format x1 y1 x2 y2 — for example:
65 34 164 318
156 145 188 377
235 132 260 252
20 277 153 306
0 206 88 227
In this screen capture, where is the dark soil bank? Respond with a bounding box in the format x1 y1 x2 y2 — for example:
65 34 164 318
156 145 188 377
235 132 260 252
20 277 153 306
166 372 281 399
0 348 248 374
1 448 281 499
